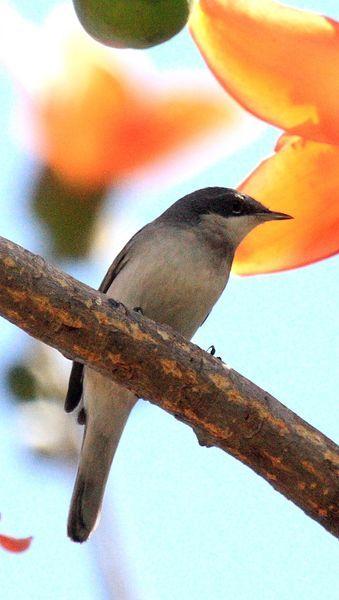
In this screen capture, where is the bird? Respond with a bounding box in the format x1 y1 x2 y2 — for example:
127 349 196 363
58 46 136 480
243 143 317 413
65 186 291 542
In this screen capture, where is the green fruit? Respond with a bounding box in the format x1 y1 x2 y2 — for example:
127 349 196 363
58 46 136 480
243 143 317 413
73 0 191 49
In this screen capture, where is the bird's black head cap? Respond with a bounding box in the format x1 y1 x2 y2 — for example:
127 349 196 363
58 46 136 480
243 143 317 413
158 187 274 225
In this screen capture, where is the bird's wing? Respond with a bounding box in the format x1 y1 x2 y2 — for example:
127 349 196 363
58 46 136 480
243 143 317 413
64 226 146 413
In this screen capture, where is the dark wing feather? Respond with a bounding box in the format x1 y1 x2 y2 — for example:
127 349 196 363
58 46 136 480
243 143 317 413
64 226 145 413
64 362 85 413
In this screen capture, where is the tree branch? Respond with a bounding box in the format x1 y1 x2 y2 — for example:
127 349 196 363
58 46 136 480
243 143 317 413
0 236 338 537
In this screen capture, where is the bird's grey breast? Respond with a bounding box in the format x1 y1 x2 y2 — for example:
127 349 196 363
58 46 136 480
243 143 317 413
106 224 232 339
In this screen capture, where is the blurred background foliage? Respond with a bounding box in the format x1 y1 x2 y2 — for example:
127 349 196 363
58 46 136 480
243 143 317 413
32 167 108 259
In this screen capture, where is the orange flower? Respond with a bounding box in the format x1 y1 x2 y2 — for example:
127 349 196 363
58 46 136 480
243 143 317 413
0 5 262 191
190 0 339 274
36 45 250 189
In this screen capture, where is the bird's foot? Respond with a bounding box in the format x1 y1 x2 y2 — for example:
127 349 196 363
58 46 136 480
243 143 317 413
207 345 222 361
133 306 144 315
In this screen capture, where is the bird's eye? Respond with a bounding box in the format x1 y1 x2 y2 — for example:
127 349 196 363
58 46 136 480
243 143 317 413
232 201 243 215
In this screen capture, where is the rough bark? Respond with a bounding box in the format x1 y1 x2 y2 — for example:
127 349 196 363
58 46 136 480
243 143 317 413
0 236 338 537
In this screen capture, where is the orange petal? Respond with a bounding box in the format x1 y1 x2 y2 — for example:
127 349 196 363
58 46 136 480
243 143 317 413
0 534 32 553
190 0 339 144
233 135 339 275
113 86 243 179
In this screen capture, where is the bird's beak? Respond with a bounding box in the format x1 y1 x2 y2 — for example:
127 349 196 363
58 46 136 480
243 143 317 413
260 210 293 221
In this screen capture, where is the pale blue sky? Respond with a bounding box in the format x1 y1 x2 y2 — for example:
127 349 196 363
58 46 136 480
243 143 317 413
0 1 338 599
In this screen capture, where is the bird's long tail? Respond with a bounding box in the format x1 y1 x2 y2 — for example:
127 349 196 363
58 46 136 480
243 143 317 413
67 373 137 543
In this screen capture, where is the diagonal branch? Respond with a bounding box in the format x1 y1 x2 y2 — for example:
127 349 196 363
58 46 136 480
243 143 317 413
0 235 338 537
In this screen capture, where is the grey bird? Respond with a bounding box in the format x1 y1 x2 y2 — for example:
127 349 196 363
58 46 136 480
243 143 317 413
65 186 291 542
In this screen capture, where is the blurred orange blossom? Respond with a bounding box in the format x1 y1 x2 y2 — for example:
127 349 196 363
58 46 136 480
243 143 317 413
190 0 339 274
0 534 32 553
0 4 262 192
